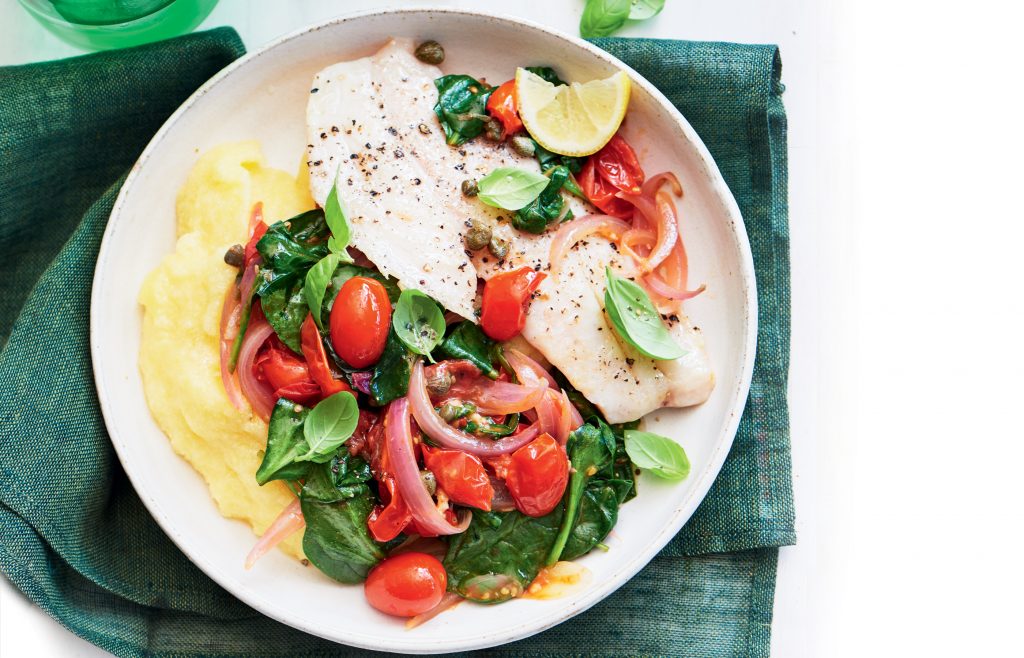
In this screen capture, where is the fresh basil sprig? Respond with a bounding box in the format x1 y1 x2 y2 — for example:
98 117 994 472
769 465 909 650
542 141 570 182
304 253 341 331
476 167 551 211
324 171 351 254
603 267 686 360
580 0 631 37
296 391 360 463
393 289 446 361
623 429 690 480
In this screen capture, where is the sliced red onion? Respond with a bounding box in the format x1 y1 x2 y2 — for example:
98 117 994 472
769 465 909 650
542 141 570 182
488 476 517 512
350 371 373 395
444 378 546 415
505 349 558 390
244 497 305 569
409 360 540 456
238 319 276 421
533 389 561 440
564 391 584 429
616 185 680 273
548 215 631 275
219 283 245 412
385 398 471 535
405 592 463 629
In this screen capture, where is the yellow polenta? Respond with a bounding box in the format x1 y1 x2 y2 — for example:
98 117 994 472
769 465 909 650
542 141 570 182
138 141 314 559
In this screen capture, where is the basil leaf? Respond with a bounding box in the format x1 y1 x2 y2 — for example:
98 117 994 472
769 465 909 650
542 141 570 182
433 74 492 146
324 171 351 254
255 399 311 485
304 253 341 331
604 267 686 360
437 321 498 379
629 0 665 19
260 282 307 353
476 167 551 211
580 0 631 38
296 391 359 463
393 289 446 360
623 429 690 480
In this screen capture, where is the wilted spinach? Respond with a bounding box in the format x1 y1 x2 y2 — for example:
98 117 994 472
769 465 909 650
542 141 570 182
437 321 498 379
254 209 330 296
433 75 492 146
513 165 572 233
525 66 567 86
255 399 312 485
260 282 307 353
300 487 385 584
300 452 373 504
369 329 416 405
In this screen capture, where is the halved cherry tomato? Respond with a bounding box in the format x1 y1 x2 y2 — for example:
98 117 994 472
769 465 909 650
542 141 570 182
486 80 523 137
577 134 645 219
364 552 447 618
256 342 320 404
330 276 392 368
480 267 546 341
243 204 268 267
368 476 412 543
421 445 494 511
300 315 352 397
505 433 569 517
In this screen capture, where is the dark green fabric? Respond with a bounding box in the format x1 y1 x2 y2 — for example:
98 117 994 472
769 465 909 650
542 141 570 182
0 31 792 658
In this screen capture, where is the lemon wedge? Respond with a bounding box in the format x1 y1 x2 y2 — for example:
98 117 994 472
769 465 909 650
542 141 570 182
515 68 631 157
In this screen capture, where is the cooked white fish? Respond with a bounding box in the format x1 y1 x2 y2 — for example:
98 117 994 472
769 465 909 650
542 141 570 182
307 39 713 423
306 39 532 319
474 230 713 424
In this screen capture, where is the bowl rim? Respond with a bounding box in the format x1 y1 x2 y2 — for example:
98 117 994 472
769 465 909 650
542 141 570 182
90 6 759 653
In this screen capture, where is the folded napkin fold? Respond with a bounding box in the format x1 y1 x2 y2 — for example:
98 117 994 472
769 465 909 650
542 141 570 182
0 28 794 657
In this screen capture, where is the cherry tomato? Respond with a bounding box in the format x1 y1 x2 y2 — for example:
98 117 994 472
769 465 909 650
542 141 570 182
257 343 320 404
330 276 392 368
577 134 645 219
505 433 568 517
486 80 523 137
300 314 353 397
364 552 447 618
368 476 412 543
480 267 546 341
421 445 494 511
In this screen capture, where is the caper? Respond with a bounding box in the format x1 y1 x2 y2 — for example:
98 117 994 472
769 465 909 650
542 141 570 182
414 40 445 65
510 135 536 157
420 470 437 496
223 244 244 267
488 236 510 260
425 369 454 396
461 179 479 197
418 122 432 135
484 118 504 142
438 401 464 423
465 224 492 251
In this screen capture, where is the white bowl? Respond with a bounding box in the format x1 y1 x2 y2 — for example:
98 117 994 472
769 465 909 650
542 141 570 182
91 7 756 654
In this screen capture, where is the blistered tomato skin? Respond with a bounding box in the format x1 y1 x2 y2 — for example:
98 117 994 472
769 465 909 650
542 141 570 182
364 552 448 617
505 433 569 517
330 276 392 368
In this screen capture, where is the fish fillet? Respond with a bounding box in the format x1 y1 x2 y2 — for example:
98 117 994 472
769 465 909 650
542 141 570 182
307 39 713 423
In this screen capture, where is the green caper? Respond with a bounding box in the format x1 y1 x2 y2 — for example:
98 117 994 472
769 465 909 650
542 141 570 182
438 400 468 423
488 236 510 260
461 179 479 197
414 40 445 64
223 243 244 267
510 135 536 157
420 470 438 496
465 225 492 251
484 118 504 141
425 369 454 396
418 122 432 135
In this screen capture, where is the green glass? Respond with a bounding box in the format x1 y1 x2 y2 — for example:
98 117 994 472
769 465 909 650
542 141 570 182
18 0 220 50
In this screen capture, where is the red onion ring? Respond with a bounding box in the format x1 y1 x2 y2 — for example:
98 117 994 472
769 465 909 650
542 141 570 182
505 349 558 390
244 497 305 569
488 476 517 512
548 215 631 275
409 360 540 456
405 592 463 629
219 283 246 412
385 398 472 535
237 319 276 421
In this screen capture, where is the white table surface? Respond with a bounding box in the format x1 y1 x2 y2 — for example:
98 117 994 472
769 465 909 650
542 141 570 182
13 0 1008 656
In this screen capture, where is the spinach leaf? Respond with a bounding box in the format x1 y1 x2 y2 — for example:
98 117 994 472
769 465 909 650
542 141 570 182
534 140 585 176
629 0 665 20
444 508 562 603
393 289 446 360
476 167 550 211
433 75 492 146
624 429 690 480
560 483 621 561
437 321 498 379
296 392 359 463
304 253 342 331
300 487 385 583
255 399 311 485
464 413 519 437
369 329 416 405
580 0 631 38
260 281 307 354
300 452 372 503
513 165 571 234
524 66 567 86
546 423 615 564
604 267 686 360
255 209 331 296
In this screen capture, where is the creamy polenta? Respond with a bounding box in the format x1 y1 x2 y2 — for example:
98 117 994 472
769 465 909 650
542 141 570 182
138 141 313 559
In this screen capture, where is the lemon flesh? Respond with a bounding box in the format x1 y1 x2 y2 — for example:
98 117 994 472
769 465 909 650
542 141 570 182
515 68 631 157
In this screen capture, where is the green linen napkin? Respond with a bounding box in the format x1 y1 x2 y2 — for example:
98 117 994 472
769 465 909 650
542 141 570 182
0 30 793 658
